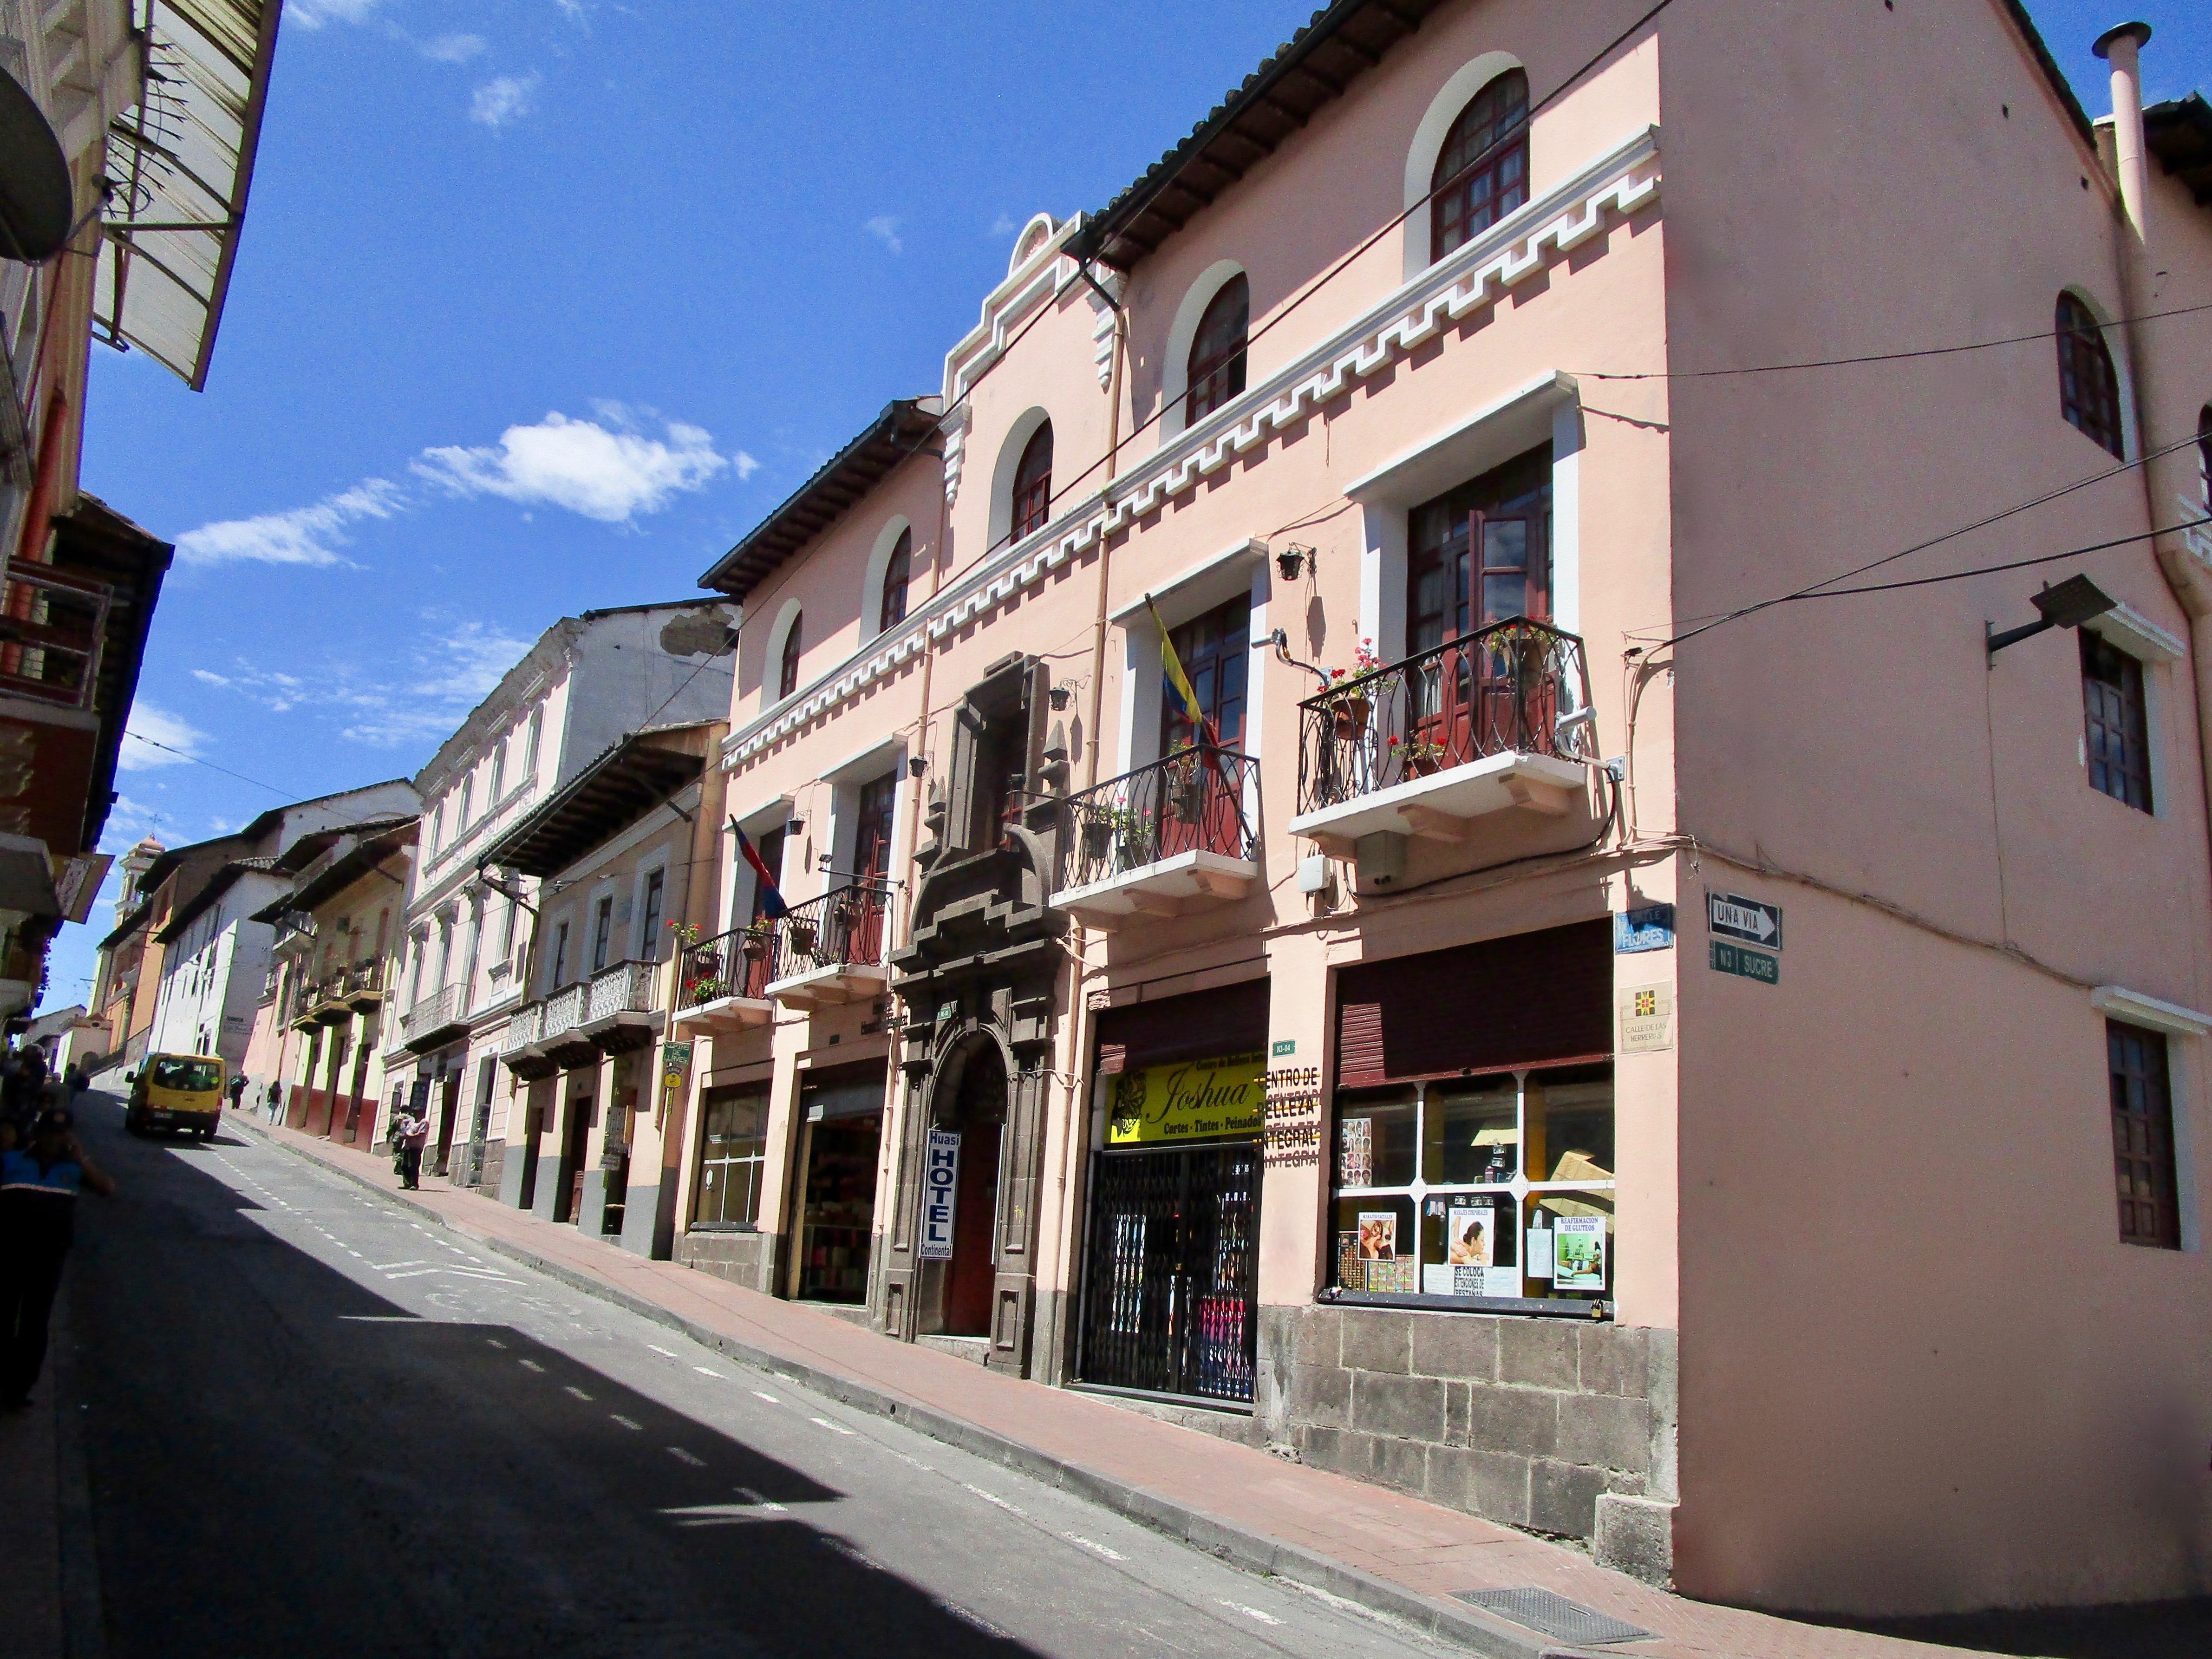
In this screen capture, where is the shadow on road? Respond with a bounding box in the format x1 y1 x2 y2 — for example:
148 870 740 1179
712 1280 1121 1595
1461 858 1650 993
63 1092 1041 1659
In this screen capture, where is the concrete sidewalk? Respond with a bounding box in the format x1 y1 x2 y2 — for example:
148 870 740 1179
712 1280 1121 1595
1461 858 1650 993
223 1112 1987 1659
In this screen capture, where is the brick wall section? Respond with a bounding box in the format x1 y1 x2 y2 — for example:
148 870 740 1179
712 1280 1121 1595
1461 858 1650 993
1255 1305 1677 1545
676 1228 776 1292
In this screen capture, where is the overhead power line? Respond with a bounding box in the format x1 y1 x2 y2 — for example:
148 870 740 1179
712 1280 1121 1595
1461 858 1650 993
1774 516 2212 604
118 732 290 796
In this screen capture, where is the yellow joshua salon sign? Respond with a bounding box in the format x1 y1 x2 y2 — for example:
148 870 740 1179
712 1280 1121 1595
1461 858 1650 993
1107 1051 1265 1145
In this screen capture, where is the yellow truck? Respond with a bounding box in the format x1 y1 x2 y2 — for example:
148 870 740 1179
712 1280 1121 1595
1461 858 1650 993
124 1053 226 1139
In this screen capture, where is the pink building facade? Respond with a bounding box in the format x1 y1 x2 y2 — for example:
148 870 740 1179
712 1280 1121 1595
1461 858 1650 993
658 0 2212 1615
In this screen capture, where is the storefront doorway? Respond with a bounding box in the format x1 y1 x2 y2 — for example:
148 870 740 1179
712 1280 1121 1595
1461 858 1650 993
792 1063 886 1304
1080 1142 1259 1403
557 1086 594 1224
944 1043 1006 1338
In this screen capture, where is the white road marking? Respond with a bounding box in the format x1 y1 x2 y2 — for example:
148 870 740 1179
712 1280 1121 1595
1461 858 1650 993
734 1486 788 1513
810 1417 855 1436
486 1339 507 1349
668 1446 706 1467
751 1391 780 1404
517 1359 545 1373
1218 1601 1283 1626
963 1483 1025 1515
335 1316 417 1323
1064 1534 1128 1561
646 1345 679 1359
695 1366 727 1378
564 1386 594 1401
610 1414 643 1431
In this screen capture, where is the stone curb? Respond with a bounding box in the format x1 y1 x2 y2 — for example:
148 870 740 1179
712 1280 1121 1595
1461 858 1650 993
232 1117 1553 1659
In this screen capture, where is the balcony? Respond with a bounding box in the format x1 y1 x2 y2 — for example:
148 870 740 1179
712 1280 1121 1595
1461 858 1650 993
576 958 663 1056
345 957 388 1008
670 924 775 1038
399 982 466 1053
290 970 352 1031
1287 619 1596 855
1051 746 1258 929
764 884 892 1009
502 999 541 1055
0 567 110 712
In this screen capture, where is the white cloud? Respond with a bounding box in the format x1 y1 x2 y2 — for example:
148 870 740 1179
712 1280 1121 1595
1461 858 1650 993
989 213 1017 238
423 33 487 63
174 478 405 568
471 72 540 129
735 451 761 481
119 704 207 772
864 216 903 255
343 624 534 747
412 410 728 523
290 0 381 25
553 0 588 22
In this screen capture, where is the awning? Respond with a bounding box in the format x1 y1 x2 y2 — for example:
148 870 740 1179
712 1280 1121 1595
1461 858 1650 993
94 0 283 390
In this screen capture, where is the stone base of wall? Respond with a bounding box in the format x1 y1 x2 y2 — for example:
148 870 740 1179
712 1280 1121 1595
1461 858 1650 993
1256 1305 1677 1558
677 1228 777 1292
477 1142 505 1199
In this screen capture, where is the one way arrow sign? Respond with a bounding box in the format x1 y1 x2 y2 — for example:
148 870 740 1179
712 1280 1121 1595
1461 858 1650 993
1707 891 1782 949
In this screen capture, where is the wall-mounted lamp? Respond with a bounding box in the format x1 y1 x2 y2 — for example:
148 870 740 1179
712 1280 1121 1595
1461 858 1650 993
1987 574 2116 664
1047 683 1071 711
907 756 928 778
785 817 806 838
1276 543 1317 583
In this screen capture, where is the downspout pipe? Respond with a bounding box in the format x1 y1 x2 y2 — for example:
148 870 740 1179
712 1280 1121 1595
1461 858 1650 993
2095 24 2212 934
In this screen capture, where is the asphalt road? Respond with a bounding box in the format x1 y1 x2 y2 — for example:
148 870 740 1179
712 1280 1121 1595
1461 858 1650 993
57 1092 1455 1659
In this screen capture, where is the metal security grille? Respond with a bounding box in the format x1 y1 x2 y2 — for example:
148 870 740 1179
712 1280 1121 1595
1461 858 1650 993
1078 1143 1258 1404
1453 1587 1652 1646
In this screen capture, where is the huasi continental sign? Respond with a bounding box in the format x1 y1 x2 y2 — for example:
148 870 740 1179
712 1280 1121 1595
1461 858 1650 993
1107 1052 1265 1146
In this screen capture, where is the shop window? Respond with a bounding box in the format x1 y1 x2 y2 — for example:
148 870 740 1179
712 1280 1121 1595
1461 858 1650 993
1431 68 1529 261
1185 273 1249 426
2055 292 2124 459
694 1085 770 1228
2081 629 2152 812
1330 1063 1616 1305
2108 1021 2180 1249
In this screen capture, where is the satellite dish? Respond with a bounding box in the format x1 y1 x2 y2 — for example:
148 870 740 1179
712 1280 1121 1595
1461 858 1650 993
0 66 71 263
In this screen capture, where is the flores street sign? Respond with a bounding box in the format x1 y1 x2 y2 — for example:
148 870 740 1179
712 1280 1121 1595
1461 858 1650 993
1707 891 1782 949
1710 941 1779 985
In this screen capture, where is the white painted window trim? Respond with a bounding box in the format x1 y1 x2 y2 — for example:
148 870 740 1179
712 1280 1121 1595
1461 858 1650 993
2091 984 2211 1037
862 515 914 642
761 598 805 713
986 405 1054 552
1110 539 1268 776
2080 602 2179 819
2086 602 2184 663
1159 260 1248 444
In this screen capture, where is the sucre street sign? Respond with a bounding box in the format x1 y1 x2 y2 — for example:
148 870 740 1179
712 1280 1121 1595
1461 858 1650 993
1707 891 1782 949
1710 941 1780 985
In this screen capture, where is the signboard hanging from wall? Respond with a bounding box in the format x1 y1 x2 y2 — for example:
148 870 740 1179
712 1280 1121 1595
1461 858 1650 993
1106 1051 1265 1146
919 1128 960 1260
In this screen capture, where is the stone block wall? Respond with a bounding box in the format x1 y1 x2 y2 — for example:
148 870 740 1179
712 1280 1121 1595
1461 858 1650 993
1255 1305 1676 1572
676 1227 777 1292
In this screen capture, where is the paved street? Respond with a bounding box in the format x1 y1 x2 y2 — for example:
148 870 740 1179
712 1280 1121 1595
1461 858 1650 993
58 1092 1464 1659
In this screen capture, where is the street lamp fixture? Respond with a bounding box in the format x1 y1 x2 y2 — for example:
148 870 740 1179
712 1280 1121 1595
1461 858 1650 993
1276 543 1316 583
1986 575 2116 664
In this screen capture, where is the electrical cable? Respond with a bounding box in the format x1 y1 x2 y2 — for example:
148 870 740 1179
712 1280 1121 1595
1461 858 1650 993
117 732 290 795
1781 516 2212 602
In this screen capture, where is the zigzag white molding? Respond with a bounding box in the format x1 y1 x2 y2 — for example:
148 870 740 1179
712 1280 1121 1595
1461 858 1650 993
728 128 1663 772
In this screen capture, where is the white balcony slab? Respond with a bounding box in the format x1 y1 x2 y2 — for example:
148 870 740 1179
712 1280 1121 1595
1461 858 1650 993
672 995 775 1038
1050 849 1257 929
766 961 889 1010
1287 751 1590 854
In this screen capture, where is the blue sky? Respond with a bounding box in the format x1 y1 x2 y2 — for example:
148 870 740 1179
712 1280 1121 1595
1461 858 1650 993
45 0 2212 1012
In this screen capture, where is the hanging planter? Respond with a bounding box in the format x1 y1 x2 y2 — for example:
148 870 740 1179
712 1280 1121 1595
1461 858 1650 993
785 920 818 956
1082 817 1115 861
1331 695 1371 740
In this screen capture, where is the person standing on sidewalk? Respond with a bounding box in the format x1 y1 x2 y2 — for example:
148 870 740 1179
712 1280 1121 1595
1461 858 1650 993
0 1108 114 1409
265 1079 284 1124
395 1104 428 1189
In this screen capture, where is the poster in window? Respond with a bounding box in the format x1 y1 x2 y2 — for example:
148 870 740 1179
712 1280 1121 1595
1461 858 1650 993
1446 1204 1494 1268
1338 1116 1373 1187
1356 1211 1396 1260
1336 1230 1362 1288
1366 1256 1418 1293
1553 1216 1607 1290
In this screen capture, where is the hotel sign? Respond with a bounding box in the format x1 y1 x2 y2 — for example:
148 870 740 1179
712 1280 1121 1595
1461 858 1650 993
918 1129 960 1260
1106 1051 1265 1146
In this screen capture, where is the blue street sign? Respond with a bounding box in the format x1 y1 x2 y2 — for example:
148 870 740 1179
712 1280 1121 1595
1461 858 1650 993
1614 904 1676 954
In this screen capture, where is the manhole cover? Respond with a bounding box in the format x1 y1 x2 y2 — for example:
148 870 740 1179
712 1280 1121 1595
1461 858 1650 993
1452 1587 1654 1646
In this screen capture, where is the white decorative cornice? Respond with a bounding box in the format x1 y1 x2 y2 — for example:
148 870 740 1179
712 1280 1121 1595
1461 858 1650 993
940 402 972 508
726 128 1661 771
1088 269 1126 390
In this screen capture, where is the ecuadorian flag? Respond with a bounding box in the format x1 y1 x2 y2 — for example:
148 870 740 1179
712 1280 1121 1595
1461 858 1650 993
731 819 790 919
1147 595 1217 749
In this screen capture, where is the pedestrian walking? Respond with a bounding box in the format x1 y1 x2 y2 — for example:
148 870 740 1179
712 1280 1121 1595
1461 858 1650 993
226 1073 248 1117
265 1079 284 1124
61 1061 85 1099
394 1104 428 1189
1 1107 114 1409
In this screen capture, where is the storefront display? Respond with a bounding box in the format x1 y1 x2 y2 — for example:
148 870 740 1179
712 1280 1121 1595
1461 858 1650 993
692 1083 769 1228
794 1062 887 1305
1330 922 1615 1306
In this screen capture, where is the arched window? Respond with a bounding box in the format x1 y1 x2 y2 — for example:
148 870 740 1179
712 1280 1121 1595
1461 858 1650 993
2055 293 2124 458
2197 404 2211 508
1011 422 1053 540
879 529 911 634
777 611 803 700
1186 274 1250 425
1431 70 1529 261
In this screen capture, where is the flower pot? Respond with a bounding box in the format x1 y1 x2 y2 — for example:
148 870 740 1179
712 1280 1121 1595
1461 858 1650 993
1082 819 1114 860
786 922 818 956
1406 754 1442 778
1331 696 1371 740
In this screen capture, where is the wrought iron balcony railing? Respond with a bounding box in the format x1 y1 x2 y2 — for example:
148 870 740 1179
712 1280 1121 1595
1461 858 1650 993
0 567 109 711
766 883 892 986
674 924 777 1011
1295 618 1596 815
587 958 659 1023
1061 745 1257 891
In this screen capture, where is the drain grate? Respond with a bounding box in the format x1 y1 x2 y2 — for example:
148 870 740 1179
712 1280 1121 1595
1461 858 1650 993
1452 1587 1654 1646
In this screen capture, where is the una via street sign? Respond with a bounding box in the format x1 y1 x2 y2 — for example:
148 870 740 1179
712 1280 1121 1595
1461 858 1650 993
1707 891 1782 949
